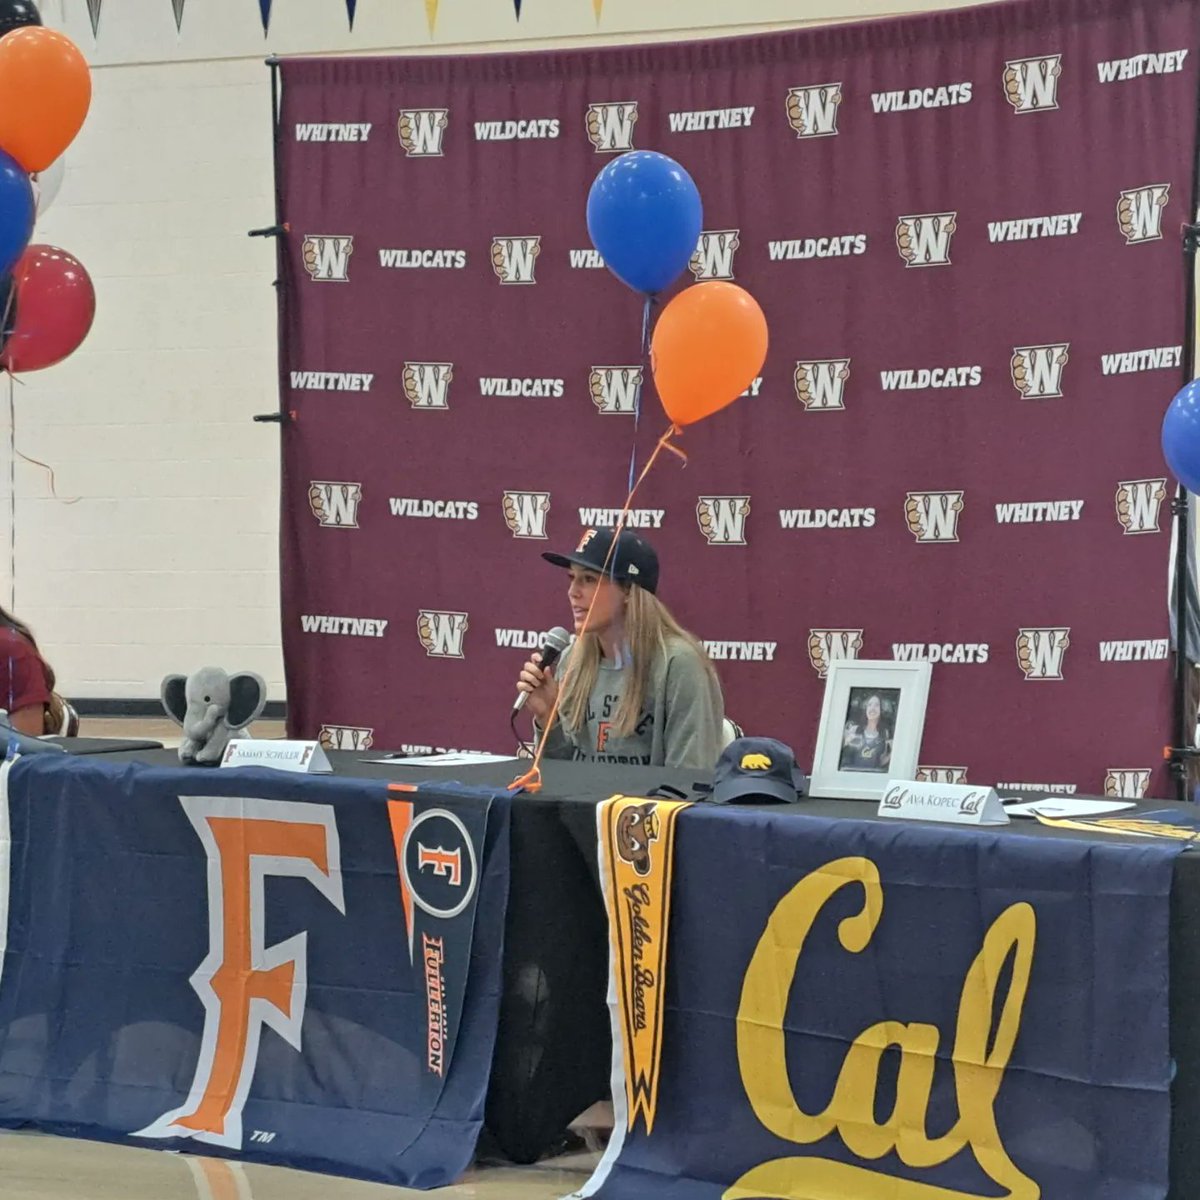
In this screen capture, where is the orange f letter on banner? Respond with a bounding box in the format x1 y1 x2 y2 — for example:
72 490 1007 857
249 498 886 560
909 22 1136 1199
135 796 345 1149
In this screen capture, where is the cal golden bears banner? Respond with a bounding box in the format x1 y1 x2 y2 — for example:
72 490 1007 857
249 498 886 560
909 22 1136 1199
279 0 1199 798
598 795 689 1133
576 806 1179 1199
0 756 510 1188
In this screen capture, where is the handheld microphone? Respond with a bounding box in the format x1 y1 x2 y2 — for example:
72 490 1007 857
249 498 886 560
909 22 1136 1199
513 626 572 713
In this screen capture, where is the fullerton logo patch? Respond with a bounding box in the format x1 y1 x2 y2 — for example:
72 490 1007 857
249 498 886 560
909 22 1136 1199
786 84 842 137
689 230 740 280
794 359 851 411
417 611 469 659
491 236 541 284
1016 628 1070 680
1105 769 1152 799
905 491 964 543
404 362 454 410
896 213 956 267
697 496 751 545
1116 478 1168 535
1003 55 1062 113
1011 344 1070 399
917 766 969 784
1118 184 1170 244
134 797 345 1150
502 490 550 539
589 366 643 415
586 102 638 152
308 481 362 529
397 108 449 157
807 629 864 678
301 235 353 282
295 123 371 142
319 725 374 751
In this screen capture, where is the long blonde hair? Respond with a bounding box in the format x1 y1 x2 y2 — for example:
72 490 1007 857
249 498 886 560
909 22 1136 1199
558 585 719 737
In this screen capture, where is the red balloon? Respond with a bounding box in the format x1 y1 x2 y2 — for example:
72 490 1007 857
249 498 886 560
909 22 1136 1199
1 243 94 372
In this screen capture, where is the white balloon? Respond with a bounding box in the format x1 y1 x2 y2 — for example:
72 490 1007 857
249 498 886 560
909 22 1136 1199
32 157 65 217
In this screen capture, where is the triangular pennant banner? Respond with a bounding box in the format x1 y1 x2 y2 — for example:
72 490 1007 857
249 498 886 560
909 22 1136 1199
425 0 438 35
259 0 272 34
514 0 521 17
345 0 357 28
86 0 102 36
172 0 185 32
593 0 602 20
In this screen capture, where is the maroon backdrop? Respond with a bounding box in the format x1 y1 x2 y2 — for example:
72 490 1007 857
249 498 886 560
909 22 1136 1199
276 0 1198 798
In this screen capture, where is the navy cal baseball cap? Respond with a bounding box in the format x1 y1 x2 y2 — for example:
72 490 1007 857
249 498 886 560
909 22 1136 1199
543 527 660 595
709 737 808 805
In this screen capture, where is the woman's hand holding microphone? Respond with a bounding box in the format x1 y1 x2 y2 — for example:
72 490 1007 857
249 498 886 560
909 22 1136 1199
516 651 558 723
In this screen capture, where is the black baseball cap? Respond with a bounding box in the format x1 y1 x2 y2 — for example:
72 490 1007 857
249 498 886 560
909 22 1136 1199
708 737 808 805
543 528 660 595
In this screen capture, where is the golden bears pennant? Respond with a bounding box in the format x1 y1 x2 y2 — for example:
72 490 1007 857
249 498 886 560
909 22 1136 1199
599 794 690 1134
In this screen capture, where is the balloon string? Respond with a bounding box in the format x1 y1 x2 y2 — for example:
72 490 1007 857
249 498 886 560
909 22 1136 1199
511 424 683 794
627 294 655 494
0 367 78 504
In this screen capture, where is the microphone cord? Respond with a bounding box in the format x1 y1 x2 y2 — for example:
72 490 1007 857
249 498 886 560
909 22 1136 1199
510 707 534 759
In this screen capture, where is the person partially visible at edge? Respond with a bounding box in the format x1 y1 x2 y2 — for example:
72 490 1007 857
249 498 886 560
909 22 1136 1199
0 606 62 735
515 527 725 769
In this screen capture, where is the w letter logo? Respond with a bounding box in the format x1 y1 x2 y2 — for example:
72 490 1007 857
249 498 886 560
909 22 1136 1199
135 797 345 1149
301 236 353 282
1016 627 1070 680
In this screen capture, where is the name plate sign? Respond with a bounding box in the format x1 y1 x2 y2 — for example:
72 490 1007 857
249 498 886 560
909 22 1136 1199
879 780 1009 826
219 739 333 774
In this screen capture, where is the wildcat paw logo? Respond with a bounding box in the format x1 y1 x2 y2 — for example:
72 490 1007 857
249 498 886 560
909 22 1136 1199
807 628 864 678
896 213 956 267
1105 769 1151 800
785 83 843 137
697 496 751 545
1118 184 1170 244
404 362 454 410
1004 54 1063 113
614 802 660 876
301 235 353 282
417 611 469 659
1116 478 1168 534
586 102 638 152
917 766 968 784
308 481 362 529
905 491 964 543
590 366 643 415
689 230 740 281
794 359 851 411
1011 344 1069 399
397 108 449 157
1016 627 1070 680
318 725 374 752
491 236 541 284
502 490 550 539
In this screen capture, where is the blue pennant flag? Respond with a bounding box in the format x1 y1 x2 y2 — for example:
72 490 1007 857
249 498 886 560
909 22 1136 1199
514 0 522 16
171 0 185 32
259 0 271 34
346 0 357 28
86 0 102 36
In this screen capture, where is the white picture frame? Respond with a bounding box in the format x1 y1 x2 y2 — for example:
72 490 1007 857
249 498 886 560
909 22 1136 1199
810 659 933 800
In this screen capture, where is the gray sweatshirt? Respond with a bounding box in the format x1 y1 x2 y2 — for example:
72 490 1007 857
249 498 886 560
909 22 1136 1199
535 637 725 769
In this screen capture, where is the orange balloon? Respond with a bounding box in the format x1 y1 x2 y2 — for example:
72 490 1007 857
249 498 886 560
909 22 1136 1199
650 281 768 427
0 28 91 173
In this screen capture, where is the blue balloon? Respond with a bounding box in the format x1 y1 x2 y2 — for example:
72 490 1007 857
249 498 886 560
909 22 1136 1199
586 151 702 295
0 149 31 280
1163 378 1200 491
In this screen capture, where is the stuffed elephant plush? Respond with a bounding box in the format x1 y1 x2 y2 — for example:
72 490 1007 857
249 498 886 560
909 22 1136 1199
161 668 268 766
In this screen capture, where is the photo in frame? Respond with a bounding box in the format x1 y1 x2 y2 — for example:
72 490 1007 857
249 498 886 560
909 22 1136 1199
811 659 932 800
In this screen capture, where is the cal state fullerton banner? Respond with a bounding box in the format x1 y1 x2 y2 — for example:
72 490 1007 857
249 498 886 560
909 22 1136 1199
0 755 510 1188
277 0 1199 797
576 805 1179 1200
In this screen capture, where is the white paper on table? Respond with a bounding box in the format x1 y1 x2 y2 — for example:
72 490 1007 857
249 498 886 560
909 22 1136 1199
1003 798 1136 818
363 752 517 766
